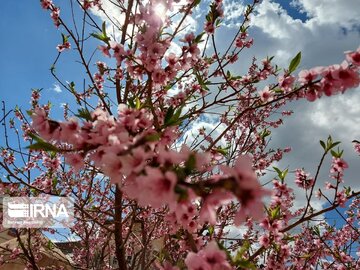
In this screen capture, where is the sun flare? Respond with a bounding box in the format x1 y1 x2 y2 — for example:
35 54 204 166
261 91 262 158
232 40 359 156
154 3 166 18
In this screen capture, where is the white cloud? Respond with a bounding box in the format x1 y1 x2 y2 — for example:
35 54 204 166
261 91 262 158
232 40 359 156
308 89 360 139
180 116 227 148
247 0 360 68
52 82 62 93
292 0 360 26
222 0 245 26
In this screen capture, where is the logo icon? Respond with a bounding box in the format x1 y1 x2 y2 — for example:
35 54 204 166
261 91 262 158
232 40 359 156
2 196 74 228
7 203 30 218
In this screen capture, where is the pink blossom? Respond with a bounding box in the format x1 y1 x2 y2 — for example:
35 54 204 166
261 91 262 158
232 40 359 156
235 37 243 48
259 86 273 103
204 21 215 34
346 47 360 66
40 0 52 9
124 167 177 209
294 169 314 189
50 7 61 28
64 153 84 172
331 157 349 174
222 155 270 225
185 241 233 270
56 41 71 52
199 190 232 225
98 45 111 58
298 68 322 85
336 191 347 207
278 74 295 92
110 41 126 65
353 142 360 155
259 234 271 248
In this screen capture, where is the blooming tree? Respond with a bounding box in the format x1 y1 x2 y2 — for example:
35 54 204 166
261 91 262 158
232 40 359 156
1 0 360 269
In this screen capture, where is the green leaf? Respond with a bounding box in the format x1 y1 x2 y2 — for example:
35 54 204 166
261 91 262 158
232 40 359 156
75 108 92 121
47 240 55 250
288 52 301 73
101 21 107 36
61 33 68 44
27 133 60 152
270 206 281 219
194 32 205 43
282 168 289 180
127 98 136 108
195 70 209 91
330 141 341 149
214 146 229 156
91 32 110 43
273 166 282 176
164 106 175 125
68 81 76 95
208 225 214 236
50 64 56 73
236 260 256 270
184 154 196 174
27 141 59 152
193 0 201 7
320 140 326 150
145 133 160 142
164 107 183 127
135 97 141 110
233 241 251 263
273 166 288 182
174 185 188 200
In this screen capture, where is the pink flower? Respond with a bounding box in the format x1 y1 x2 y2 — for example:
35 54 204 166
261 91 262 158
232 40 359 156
56 41 71 52
294 169 314 189
100 151 125 184
199 190 232 225
152 69 168 85
331 157 349 173
110 41 126 65
31 107 61 140
353 141 360 155
185 241 233 270
165 53 179 66
204 21 215 34
259 234 271 248
330 62 360 91
235 37 243 48
98 45 111 58
41 178 52 193
298 67 323 85
278 74 295 92
40 0 52 9
124 167 177 209
222 155 270 225
148 42 166 60
346 47 360 66
336 191 347 207
259 86 273 103
50 7 61 28
64 153 84 172
305 88 318 102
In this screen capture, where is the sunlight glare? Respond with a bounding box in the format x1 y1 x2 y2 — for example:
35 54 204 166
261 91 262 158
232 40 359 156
154 3 166 18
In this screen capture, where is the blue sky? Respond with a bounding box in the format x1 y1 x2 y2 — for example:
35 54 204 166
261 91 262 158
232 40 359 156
0 1 58 109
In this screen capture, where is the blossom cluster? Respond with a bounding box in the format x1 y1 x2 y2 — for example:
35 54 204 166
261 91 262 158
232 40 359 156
30 104 269 228
299 47 360 101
